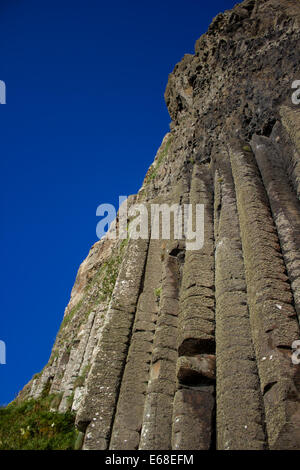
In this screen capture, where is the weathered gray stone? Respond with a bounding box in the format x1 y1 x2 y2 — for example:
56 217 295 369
172 388 215 450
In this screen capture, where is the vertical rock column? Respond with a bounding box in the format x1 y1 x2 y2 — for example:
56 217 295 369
109 239 162 450
213 154 266 450
172 163 215 450
75 238 149 450
72 308 106 412
230 144 300 450
251 134 300 321
279 106 300 198
139 246 181 450
58 310 96 412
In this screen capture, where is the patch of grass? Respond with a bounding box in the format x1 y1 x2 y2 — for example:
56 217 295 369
0 396 77 450
85 240 128 304
50 393 63 411
41 379 52 398
120 235 129 252
154 286 162 298
66 393 74 410
96 255 122 303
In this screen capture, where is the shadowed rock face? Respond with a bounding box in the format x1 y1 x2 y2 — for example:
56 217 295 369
18 0 300 450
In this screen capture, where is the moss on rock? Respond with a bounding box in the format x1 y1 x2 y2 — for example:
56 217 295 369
0 395 77 450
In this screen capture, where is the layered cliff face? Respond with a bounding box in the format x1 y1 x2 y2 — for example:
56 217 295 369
17 0 300 450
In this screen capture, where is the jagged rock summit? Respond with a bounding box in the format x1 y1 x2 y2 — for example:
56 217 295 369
18 0 300 450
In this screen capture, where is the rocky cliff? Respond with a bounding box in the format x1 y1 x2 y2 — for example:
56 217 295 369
17 0 300 450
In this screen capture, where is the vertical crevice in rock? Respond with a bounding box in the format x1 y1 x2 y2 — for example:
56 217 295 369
213 149 267 450
230 143 300 450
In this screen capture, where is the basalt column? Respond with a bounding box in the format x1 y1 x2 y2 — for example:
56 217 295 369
230 143 300 450
213 150 266 450
139 244 182 450
172 163 215 450
109 238 162 450
138 184 188 450
250 132 300 322
76 238 149 450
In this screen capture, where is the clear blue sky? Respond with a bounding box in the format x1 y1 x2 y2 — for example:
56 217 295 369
0 0 236 405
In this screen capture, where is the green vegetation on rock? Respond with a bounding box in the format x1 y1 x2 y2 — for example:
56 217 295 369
85 239 129 304
97 255 122 302
74 364 91 389
58 239 129 342
154 286 162 298
60 299 84 330
0 395 77 450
